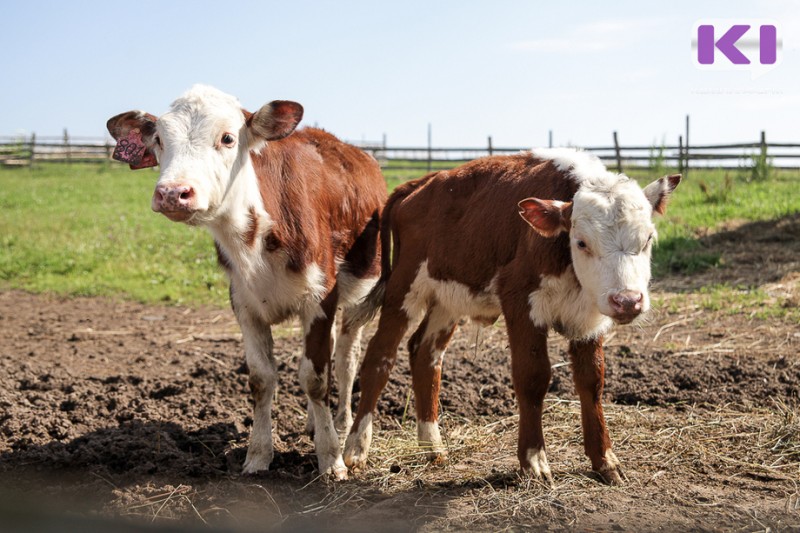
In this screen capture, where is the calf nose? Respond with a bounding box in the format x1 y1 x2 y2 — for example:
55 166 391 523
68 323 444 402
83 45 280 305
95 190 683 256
152 184 195 213
608 290 644 319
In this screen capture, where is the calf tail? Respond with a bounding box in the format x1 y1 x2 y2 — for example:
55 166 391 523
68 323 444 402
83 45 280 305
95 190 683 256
344 175 433 329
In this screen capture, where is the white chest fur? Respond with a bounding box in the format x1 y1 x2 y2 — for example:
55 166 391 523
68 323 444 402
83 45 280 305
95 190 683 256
528 266 613 340
213 218 326 328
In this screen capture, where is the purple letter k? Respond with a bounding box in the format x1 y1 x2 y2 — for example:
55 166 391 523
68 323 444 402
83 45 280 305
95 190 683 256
698 25 751 65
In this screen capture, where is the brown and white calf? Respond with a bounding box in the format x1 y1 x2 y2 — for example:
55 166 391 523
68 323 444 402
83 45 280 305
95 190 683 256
107 85 386 479
343 149 680 484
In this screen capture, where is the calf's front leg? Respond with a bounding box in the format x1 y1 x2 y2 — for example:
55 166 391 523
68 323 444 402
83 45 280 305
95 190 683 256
237 311 278 475
569 337 624 485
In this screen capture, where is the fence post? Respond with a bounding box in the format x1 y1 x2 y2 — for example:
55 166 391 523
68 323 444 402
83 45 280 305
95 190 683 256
427 123 432 172
548 130 553 148
488 135 493 156
760 130 767 162
684 114 690 180
678 135 684 175
612 131 622 173
64 128 71 164
29 133 36 167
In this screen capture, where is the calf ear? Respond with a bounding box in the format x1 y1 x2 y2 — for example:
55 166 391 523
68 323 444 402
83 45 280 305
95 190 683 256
643 174 681 215
247 100 304 142
518 198 573 237
106 111 158 170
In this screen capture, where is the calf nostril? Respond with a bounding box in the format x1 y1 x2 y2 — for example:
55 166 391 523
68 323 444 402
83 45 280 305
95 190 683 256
178 187 194 203
610 291 644 313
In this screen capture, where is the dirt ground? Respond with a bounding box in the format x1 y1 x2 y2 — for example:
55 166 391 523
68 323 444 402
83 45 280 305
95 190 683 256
1 217 799 532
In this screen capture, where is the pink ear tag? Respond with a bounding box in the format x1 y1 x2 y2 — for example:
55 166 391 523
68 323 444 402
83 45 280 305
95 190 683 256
112 129 158 169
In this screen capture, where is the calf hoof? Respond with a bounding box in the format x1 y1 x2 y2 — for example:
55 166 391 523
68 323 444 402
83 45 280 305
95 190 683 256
595 450 625 485
343 435 369 470
426 450 447 466
521 448 554 487
319 455 349 481
242 451 273 475
597 464 625 485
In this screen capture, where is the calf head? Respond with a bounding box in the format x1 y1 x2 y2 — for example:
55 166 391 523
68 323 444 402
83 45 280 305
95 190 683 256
519 173 681 324
107 85 303 225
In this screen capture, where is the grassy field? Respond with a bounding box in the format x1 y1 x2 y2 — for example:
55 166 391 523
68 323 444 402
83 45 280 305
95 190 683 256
1 162 799 307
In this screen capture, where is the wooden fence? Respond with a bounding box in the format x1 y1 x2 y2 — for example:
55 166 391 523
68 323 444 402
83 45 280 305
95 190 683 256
2 130 799 176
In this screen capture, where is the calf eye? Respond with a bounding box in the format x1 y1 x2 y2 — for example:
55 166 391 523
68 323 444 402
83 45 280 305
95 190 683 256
577 240 589 251
220 133 236 147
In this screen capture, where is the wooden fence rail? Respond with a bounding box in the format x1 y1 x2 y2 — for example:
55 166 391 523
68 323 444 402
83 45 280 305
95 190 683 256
1 131 799 173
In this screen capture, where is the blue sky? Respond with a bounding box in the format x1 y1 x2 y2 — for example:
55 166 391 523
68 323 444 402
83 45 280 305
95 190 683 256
2 0 798 147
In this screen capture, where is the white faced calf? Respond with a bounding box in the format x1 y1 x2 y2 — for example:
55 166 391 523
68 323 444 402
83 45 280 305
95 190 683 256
343 148 679 484
107 85 387 479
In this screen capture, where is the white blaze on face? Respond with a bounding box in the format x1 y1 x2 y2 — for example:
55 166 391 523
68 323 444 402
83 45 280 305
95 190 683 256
569 176 656 319
153 85 253 224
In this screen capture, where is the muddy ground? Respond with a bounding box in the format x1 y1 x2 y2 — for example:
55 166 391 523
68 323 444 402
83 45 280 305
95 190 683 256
1 217 799 532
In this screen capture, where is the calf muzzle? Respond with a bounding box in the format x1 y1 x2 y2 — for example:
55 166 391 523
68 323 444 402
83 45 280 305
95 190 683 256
608 290 644 324
152 184 196 222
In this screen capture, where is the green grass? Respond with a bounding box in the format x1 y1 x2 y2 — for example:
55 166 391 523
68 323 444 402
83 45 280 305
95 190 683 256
635 167 800 277
1 162 798 308
0 164 228 306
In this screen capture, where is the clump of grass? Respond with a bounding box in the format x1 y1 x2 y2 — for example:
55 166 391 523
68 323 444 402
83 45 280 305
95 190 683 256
648 139 668 178
698 173 733 204
743 150 774 182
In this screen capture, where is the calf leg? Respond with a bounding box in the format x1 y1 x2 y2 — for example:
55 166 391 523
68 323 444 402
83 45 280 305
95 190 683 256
408 305 457 464
300 295 347 480
333 310 363 435
343 301 410 469
569 337 623 485
238 313 278 475
305 324 336 436
503 299 553 483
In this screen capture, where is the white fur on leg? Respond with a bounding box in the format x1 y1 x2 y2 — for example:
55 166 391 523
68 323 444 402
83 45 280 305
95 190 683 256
298 357 347 480
308 398 348 480
334 325 363 435
523 447 553 485
305 398 315 435
243 390 275 474
343 413 373 469
241 324 277 474
417 421 446 464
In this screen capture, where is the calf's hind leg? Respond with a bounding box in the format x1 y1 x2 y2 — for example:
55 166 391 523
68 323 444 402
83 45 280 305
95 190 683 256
333 308 364 435
343 300 410 469
503 296 553 483
301 295 347 480
408 305 457 464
